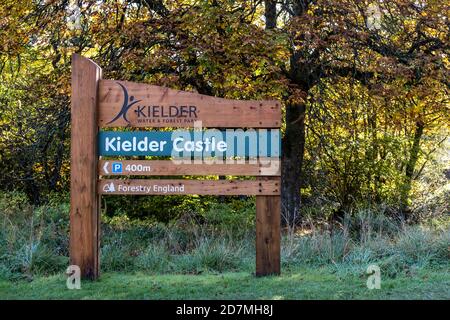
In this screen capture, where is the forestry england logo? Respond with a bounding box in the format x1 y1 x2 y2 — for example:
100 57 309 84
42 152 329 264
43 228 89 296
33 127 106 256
103 182 115 193
108 82 199 125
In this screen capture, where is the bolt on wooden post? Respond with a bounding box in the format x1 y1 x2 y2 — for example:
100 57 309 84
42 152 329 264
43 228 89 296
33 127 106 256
70 55 281 279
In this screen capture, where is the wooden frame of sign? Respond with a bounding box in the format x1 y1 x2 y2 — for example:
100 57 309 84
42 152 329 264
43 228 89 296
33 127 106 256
70 54 281 279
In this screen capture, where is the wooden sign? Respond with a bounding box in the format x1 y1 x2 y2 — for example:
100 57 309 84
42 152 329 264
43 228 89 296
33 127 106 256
70 54 281 280
98 80 281 128
99 160 281 176
98 179 280 195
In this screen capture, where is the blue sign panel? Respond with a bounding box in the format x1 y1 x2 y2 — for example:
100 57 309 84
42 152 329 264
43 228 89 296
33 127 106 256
111 162 123 173
98 130 280 158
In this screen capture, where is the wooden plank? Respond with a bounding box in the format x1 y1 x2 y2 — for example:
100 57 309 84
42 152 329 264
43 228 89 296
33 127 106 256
98 80 281 128
98 159 281 176
69 54 102 280
256 178 281 276
98 178 280 195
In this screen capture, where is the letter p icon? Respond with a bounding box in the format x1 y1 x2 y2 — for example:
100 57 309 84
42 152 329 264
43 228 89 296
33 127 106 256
112 162 123 173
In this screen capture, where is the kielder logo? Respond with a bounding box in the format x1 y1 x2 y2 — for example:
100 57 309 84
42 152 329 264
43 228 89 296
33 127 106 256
108 82 199 125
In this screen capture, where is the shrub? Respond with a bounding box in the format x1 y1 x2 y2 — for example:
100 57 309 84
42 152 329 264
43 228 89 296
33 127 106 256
101 243 136 272
171 238 250 274
0 192 69 280
135 244 172 273
0 193 448 280
282 231 352 268
192 238 246 272
202 199 255 237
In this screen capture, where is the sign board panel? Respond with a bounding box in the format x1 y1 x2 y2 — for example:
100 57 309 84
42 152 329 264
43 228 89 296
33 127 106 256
98 130 280 157
98 80 281 128
99 160 281 176
98 179 280 196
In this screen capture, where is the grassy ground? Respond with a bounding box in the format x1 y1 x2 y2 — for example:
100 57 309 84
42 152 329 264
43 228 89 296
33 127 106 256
1 267 449 300
1 193 449 300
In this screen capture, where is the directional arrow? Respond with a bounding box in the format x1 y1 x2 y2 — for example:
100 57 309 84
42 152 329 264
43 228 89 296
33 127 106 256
103 161 109 174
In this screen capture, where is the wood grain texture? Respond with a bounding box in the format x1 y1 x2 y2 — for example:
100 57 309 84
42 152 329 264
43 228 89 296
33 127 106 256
98 178 280 195
69 54 102 280
98 159 281 176
256 178 281 276
98 80 281 128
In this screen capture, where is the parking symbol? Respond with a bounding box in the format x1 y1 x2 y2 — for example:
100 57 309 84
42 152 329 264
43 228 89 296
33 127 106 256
112 162 122 173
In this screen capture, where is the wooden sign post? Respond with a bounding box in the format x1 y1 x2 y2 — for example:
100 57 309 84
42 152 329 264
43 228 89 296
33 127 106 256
70 54 281 279
70 54 102 279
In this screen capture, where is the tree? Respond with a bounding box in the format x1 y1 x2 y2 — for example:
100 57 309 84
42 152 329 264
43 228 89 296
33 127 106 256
264 0 448 222
0 0 447 223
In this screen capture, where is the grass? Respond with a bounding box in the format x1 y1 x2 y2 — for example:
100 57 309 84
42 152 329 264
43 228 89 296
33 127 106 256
0 192 449 300
1 267 449 300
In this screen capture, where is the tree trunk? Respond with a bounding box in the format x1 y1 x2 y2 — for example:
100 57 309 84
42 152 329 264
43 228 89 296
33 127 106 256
265 0 308 225
281 101 305 225
265 0 277 30
401 119 424 213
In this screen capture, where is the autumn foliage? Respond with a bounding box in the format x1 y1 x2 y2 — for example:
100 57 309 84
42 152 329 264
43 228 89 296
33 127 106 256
0 0 448 223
